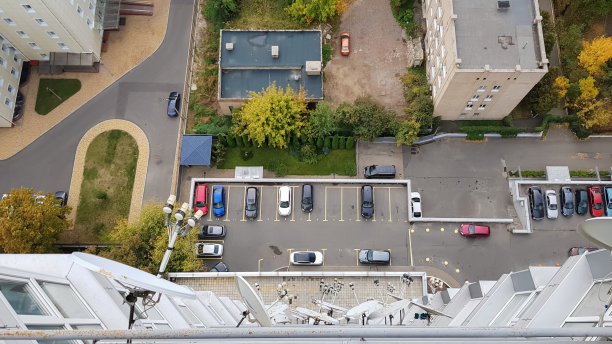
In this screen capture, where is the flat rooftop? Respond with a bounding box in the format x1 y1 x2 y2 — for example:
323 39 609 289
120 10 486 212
453 0 542 70
220 30 323 99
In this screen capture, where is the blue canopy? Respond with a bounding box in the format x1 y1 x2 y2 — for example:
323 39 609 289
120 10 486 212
180 135 212 166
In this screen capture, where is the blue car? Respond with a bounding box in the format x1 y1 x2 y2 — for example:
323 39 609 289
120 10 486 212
212 186 225 216
167 92 180 117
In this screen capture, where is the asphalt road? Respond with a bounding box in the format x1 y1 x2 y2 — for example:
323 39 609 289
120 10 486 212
0 0 194 202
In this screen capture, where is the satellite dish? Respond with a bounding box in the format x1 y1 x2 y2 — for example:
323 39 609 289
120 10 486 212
71 252 195 299
578 218 612 250
369 299 412 320
294 307 340 324
313 299 348 313
345 300 383 321
410 301 453 318
268 303 291 325
235 276 273 327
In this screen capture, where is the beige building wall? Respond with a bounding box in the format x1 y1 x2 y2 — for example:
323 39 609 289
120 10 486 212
423 0 548 120
0 44 22 127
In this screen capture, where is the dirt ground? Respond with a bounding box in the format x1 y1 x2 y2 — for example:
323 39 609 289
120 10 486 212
324 0 411 116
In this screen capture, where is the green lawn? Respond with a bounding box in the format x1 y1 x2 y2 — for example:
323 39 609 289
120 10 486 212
220 147 357 176
227 0 310 29
35 79 81 115
71 130 138 243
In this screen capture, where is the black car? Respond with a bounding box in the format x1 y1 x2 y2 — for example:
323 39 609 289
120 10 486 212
301 184 313 212
245 187 258 219
528 186 544 220
167 92 180 117
575 189 589 215
198 224 226 239
54 191 68 206
209 261 229 272
358 249 390 265
559 186 574 217
361 185 374 218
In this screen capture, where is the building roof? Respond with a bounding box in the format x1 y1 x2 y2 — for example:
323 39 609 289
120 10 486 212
180 135 212 166
453 0 543 70
219 30 323 99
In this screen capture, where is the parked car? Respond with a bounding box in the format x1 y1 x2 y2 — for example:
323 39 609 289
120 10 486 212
568 247 599 256
245 187 259 219
588 186 604 217
361 185 374 218
278 186 291 216
364 165 396 179
559 186 574 217
340 32 350 56
194 184 209 215
528 186 545 220
54 191 68 206
301 184 313 212
411 192 422 218
575 189 589 215
290 251 323 265
198 224 226 240
212 186 225 217
209 261 229 272
545 190 558 219
459 224 490 237
604 187 612 216
167 92 180 117
195 243 223 258
358 249 390 265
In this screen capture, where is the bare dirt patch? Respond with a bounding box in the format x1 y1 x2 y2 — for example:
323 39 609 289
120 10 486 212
324 0 411 115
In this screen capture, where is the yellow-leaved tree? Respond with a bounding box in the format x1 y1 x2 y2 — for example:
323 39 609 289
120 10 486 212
233 83 308 149
578 36 612 76
574 76 607 128
554 76 570 98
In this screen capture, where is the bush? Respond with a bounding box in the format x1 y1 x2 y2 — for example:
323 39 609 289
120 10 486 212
226 134 236 147
308 137 315 145
299 145 322 164
240 150 254 161
95 190 108 200
218 134 226 146
502 115 513 127
508 170 546 178
460 126 526 137
322 44 332 66
332 135 339 149
316 137 323 148
339 136 346 149
324 136 331 148
346 137 355 149
251 139 258 147
211 142 226 166
466 132 485 141
192 114 233 134
235 135 243 147
242 136 250 147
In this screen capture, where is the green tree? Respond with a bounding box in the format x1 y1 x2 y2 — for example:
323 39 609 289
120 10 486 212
309 101 337 138
346 136 354 149
335 97 399 141
557 21 584 69
324 136 331 148
285 0 338 23
540 10 556 58
395 119 421 146
0 187 72 253
203 0 238 27
233 83 308 149
525 66 562 115
331 135 339 149
316 136 323 148
339 136 346 149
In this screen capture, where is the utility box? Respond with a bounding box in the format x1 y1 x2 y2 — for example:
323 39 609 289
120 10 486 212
225 42 233 51
305 61 321 75
271 45 279 58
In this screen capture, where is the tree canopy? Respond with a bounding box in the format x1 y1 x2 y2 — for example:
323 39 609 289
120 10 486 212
309 101 337 138
0 187 71 253
285 0 338 23
335 97 398 141
578 36 612 76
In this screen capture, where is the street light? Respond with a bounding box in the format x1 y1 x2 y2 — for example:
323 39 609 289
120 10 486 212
157 195 203 278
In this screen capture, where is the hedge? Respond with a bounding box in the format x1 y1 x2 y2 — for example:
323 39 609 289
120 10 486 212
535 114 591 139
461 126 527 138
508 170 611 178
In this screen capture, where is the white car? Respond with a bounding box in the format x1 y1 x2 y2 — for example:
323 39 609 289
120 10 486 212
195 243 224 258
290 251 323 265
411 192 422 218
278 186 292 216
545 190 558 219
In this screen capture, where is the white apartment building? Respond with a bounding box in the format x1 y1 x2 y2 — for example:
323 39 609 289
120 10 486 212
0 1 106 127
423 0 548 120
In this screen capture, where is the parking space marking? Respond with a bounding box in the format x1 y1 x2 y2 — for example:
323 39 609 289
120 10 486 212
240 186 246 222
257 186 263 222
307 212 311 222
389 249 392 266
324 186 328 221
339 188 344 222
274 186 279 222
372 189 376 222
388 188 392 222
322 248 327 266
355 188 361 222
222 185 232 222
207 186 214 221
354 249 360 266
409 230 414 266
291 186 296 222
287 248 294 266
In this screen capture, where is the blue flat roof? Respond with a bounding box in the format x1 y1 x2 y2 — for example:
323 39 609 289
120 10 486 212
219 30 323 99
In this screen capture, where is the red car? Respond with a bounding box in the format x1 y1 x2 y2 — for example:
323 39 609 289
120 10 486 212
340 32 350 56
459 224 490 237
588 186 604 217
194 184 209 215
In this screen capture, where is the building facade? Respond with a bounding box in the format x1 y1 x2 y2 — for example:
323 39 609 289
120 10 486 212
423 0 548 120
0 1 104 127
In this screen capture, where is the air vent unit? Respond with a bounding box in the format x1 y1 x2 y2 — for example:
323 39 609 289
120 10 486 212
271 45 279 58
305 61 321 75
497 1 510 9
225 43 233 51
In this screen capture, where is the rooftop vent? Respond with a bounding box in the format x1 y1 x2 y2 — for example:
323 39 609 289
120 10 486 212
497 1 510 9
498 36 513 49
271 45 279 58
225 43 233 51
305 61 321 75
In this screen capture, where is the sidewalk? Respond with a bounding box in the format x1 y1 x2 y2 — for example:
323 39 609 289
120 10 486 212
0 0 171 160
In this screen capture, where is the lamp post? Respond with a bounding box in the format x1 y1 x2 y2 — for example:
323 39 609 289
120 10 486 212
157 195 203 278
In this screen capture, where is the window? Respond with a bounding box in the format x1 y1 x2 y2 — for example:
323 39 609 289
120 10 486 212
472 113 480 118
34 18 48 26
39 282 93 319
0 57 5 68
437 76 441 88
16 30 28 38
477 86 486 92
47 31 59 39
432 85 437 97
58 42 69 49
564 281 612 328
3 18 16 26
21 4 35 13
0 279 48 315
441 45 445 58
458 113 466 119
443 65 447 78
7 84 14 95
465 103 473 110
87 18 93 29
439 25 443 37
40 53 48 59
89 2 95 12
478 104 486 110
492 85 501 92
10 68 18 78
77 5 83 17
28 42 40 50
471 95 479 101
485 95 493 101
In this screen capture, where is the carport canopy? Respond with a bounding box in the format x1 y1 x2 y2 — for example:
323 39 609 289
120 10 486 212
180 135 212 166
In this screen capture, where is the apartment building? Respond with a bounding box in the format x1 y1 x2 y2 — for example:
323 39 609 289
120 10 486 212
0 1 106 127
423 0 548 120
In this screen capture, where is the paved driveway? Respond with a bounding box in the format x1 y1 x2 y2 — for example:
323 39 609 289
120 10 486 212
0 0 194 202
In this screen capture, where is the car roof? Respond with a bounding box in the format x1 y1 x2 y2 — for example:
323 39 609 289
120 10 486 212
411 192 421 198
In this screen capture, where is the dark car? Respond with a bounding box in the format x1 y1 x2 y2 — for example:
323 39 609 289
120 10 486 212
364 165 396 179
528 186 545 220
604 187 612 217
54 191 68 206
212 186 225 217
575 189 589 215
559 186 574 217
209 261 229 272
198 224 226 240
12 92 24 123
167 92 180 117
361 185 374 218
301 184 313 212
245 187 258 219
358 249 390 265
588 186 604 217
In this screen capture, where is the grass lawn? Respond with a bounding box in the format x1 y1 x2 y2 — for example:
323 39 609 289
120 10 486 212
220 147 357 176
71 130 138 243
35 79 81 115
227 0 309 29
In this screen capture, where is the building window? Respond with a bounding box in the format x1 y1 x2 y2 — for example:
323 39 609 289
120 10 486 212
492 85 501 92
472 113 480 118
478 104 486 110
0 279 48 314
458 113 466 119
485 95 493 101
437 76 441 88
0 57 5 68
1 44 11 54
16 30 28 38
477 86 486 92
3 18 16 26
39 282 94 319
77 5 84 17
441 45 445 58
47 31 59 39
21 4 35 13
443 65 447 78
439 25 443 37
432 85 437 97
87 18 93 29
28 42 40 50
465 103 473 110
7 85 14 95
34 18 47 26
471 95 479 101
10 68 18 78
58 42 69 50
39 53 48 59
89 2 95 12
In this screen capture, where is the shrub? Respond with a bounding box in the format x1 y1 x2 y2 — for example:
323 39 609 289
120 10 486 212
211 142 226 166
339 136 346 149
251 139 258 147
316 136 323 148
95 190 108 200
466 132 485 141
308 137 315 145
240 150 254 161
226 134 236 147
460 126 525 137
346 137 355 149
242 136 250 147
324 136 331 148
508 170 546 178
322 44 332 66
235 135 243 147
217 134 226 146
332 135 339 149
502 115 513 127
300 145 322 164
192 114 233 134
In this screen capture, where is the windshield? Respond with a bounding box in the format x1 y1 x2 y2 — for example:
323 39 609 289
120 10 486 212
534 204 543 211
302 197 312 205
367 251 373 260
594 203 603 210
246 203 256 211
196 201 206 207
213 202 223 209
549 204 557 210
280 201 289 208
363 201 373 208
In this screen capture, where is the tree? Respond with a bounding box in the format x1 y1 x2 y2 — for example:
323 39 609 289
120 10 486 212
525 66 562 115
574 76 609 128
578 36 612 76
331 135 339 149
0 187 71 253
540 11 556 58
309 101 337 138
203 0 238 26
556 21 584 69
395 119 421 146
233 83 308 149
335 97 399 141
285 0 338 23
